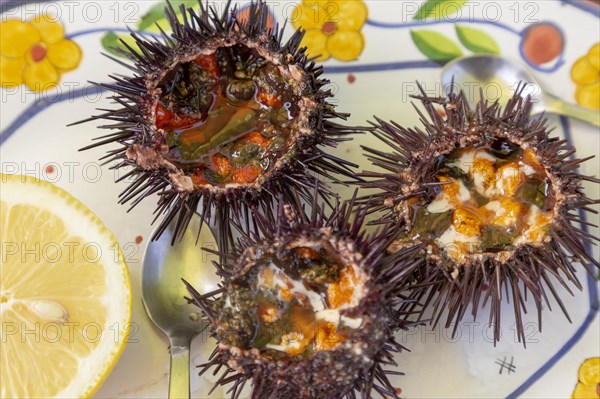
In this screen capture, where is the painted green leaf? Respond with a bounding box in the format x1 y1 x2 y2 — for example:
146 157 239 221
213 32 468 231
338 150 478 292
101 31 140 58
411 30 463 62
414 0 468 21
455 25 500 54
138 0 198 32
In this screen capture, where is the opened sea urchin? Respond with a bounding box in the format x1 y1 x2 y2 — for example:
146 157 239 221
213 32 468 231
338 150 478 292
360 87 599 344
78 1 357 243
184 195 414 398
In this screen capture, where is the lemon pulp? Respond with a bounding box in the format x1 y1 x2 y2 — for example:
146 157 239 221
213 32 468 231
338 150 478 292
0 174 131 398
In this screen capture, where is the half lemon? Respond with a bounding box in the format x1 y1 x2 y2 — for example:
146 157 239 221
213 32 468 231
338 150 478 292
0 174 131 398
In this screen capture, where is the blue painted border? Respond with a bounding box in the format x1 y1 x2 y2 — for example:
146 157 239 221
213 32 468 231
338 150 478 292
0 2 598 398
505 117 599 399
365 17 520 34
324 60 440 74
561 0 600 17
0 86 107 146
364 16 567 73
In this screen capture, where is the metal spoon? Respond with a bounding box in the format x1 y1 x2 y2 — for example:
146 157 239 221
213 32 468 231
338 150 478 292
441 54 600 127
141 214 220 398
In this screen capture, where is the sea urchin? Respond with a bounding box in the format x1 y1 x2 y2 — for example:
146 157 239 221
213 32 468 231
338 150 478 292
184 193 415 398
77 0 358 244
360 87 599 344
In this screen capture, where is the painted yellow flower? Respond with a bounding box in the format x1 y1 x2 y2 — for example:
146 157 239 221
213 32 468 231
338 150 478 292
571 43 600 110
0 14 81 91
572 358 600 399
291 0 367 62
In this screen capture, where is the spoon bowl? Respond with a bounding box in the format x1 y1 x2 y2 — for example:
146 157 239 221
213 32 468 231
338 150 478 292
441 54 599 127
141 214 220 398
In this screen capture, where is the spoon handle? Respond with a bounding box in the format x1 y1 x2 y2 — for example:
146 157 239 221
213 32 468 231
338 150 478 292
540 94 600 127
169 338 191 399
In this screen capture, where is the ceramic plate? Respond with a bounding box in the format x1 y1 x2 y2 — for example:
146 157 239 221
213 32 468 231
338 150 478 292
1 1 598 398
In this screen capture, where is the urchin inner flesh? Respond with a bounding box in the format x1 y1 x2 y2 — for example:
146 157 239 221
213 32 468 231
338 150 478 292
212 238 369 359
77 0 359 243
191 235 396 399
140 40 317 191
361 88 600 345
390 136 559 265
184 197 411 399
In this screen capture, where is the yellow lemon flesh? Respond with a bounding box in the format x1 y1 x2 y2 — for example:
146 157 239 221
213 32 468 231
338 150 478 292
0 174 131 398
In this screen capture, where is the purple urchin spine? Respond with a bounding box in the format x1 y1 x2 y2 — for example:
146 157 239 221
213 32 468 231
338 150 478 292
359 84 599 345
72 0 362 248
183 190 417 399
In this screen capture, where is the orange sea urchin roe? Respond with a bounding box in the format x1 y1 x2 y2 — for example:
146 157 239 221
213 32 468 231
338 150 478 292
453 206 484 237
315 322 347 351
438 175 461 198
489 198 524 227
246 246 366 358
472 158 497 193
232 165 262 184
404 140 554 262
328 265 361 309
153 46 303 187
212 154 231 177
497 163 526 197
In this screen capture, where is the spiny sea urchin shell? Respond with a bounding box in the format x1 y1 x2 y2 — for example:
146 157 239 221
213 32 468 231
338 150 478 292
360 86 599 345
184 193 415 399
76 0 358 245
